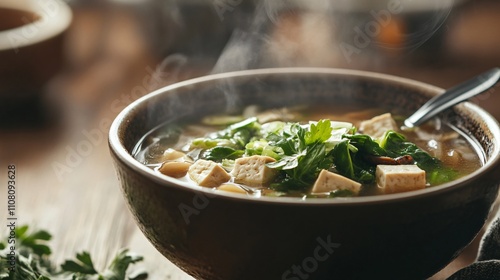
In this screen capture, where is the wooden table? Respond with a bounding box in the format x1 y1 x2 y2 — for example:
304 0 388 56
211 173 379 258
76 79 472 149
1 1 500 279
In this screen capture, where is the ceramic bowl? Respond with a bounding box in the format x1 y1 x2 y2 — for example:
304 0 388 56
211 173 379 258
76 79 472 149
0 0 72 124
109 68 500 280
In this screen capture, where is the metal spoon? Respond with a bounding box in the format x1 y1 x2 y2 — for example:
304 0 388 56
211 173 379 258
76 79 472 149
404 68 500 128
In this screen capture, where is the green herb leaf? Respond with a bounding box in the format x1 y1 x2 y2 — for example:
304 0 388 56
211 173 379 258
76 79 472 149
16 225 29 238
99 249 145 280
17 227 52 257
305 120 332 145
61 251 98 275
202 147 244 161
266 121 334 190
1 226 147 280
191 118 261 159
331 140 355 180
343 134 386 156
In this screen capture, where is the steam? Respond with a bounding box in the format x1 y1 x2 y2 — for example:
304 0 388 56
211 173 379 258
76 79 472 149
210 29 266 74
147 53 188 91
211 1 274 73
211 0 340 72
262 0 290 24
148 0 457 82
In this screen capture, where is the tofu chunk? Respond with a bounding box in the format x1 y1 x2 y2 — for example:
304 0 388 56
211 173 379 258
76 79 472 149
231 155 277 187
311 170 361 195
376 165 426 194
359 113 399 138
188 160 230 188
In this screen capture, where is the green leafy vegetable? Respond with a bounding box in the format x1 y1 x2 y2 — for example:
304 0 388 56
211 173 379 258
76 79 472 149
266 120 335 190
60 252 98 275
379 131 437 167
0 226 147 280
379 130 458 184
333 134 387 183
99 249 144 280
16 225 52 257
191 117 261 161
331 140 376 184
331 140 356 180
185 115 459 194
343 134 386 156
202 146 244 161
305 120 332 145
244 139 281 159
330 131 459 185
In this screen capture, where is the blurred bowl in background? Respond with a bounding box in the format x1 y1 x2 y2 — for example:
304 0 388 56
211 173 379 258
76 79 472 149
0 0 72 126
326 0 467 66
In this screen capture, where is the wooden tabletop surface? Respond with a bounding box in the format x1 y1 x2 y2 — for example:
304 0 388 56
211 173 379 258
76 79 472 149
1 1 500 279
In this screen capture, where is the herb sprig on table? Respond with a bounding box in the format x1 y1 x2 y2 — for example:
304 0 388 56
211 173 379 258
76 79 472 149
0 225 147 280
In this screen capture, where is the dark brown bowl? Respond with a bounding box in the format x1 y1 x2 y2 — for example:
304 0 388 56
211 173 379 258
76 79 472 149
109 68 500 280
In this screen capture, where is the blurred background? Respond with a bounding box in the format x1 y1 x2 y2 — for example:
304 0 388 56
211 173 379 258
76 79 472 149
1 0 499 279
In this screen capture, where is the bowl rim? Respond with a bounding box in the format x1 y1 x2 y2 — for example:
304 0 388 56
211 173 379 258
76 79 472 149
0 0 72 51
109 67 500 205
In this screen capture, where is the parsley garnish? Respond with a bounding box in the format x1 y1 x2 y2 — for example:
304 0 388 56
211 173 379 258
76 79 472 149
0 226 147 280
266 120 334 190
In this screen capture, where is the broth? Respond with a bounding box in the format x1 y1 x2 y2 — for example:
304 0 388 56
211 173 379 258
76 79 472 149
134 104 483 198
0 8 40 32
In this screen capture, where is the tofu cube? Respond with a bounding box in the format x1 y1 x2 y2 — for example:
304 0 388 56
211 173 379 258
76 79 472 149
359 113 399 138
231 155 277 187
188 160 230 188
311 170 361 194
376 165 426 194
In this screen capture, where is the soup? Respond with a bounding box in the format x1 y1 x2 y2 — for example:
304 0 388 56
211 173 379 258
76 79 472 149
134 104 482 198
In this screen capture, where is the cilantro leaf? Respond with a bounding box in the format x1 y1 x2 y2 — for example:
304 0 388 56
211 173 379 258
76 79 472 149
16 226 52 257
192 117 261 161
267 120 334 190
202 146 245 162
99 249 145 280
1 226 147 280
0 251 52 280
305 120 332 145
60 252 97 275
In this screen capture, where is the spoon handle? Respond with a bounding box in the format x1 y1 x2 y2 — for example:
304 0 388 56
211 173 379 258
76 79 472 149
404 68 500 128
